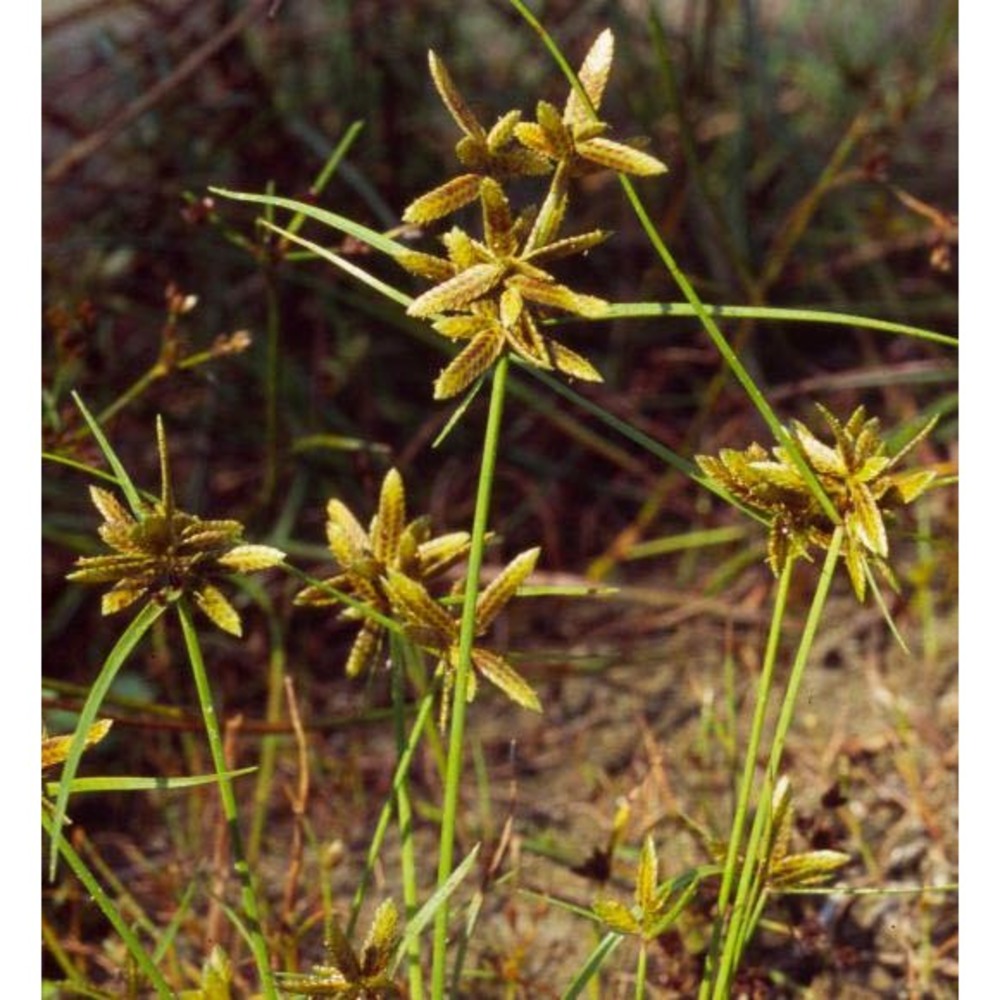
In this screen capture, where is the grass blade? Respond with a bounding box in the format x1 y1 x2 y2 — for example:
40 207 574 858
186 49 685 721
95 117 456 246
47 599 166 879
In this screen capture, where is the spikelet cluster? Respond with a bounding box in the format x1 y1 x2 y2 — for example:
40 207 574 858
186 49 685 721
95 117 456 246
295 469 541 723
397 31 668 399
67 419 285 636
696 405 938 600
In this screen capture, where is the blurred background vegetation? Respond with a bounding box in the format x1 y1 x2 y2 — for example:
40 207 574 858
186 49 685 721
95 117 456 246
42 1 957 993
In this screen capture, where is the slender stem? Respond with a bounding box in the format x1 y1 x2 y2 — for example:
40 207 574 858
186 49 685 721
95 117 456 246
392 636 424 1000
42 809 173 998
634 942 648 1000
42 915 86 986
599 302 957 349
699 558 793 995
711 529 843 997
248 608 286 865
431 354 510 1000
347 685 438 936
177 599 277 1000
261 270 281 506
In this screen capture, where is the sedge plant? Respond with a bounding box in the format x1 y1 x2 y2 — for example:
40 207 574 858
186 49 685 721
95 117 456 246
212 18 949 993
53 398 285 998
46 8 955 996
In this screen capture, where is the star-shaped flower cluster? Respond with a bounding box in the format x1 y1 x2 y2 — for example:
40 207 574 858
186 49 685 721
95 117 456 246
696 405 938 600
295 467 472 678
278 899 401 999
397 30 668 399
383 547 542 729
67 419 285 635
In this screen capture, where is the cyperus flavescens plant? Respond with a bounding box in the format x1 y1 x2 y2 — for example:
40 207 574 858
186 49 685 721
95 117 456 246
390 33 667 998
591 835 703 1000
54 406 285 999
294 466 472 678
694 405 939 997
696 403 939 601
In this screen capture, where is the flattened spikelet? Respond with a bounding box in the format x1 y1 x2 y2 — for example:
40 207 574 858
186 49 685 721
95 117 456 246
476 547 540 630
565 28 614 124
407 262 504 317
403 174 482 225
471 647 541 712
433 329 504 399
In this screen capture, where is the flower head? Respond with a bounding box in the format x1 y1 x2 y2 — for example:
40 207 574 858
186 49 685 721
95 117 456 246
397 178 608 397
402 51 551 226
696 405 938 600
514 30 669 180
279 899 401 999
592 835 669 941
383 548 542 729
67 418 285 635
294 468 472 677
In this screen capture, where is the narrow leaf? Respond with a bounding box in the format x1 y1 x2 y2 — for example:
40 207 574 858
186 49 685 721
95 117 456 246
390 843 482 975
72 392 144 518
48 600 167 879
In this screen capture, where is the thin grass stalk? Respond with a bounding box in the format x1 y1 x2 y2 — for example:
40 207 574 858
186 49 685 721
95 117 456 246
261 269 281 507
699 558 793 994
402 640 450 785
284 120 365 240
634 942 649 1000
74 829 162 940
391 635 424 1000
347 685 438 936
176 598 277 999
42 916 85 986
248 607 286 865
431 353 510 1000
599 303 957 349
41 810 173 998
710 528 844 997
561 931 624 1000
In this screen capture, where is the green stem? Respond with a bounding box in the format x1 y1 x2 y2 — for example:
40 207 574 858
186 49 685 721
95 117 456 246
392 636 424 1000
261 270 281 506
599 302 956 349
347 685 438 936
699 558 793 995
42 809 173 998
177 599 277 1000
248 607 286 865
431 354 510 1000
711 529 843 997
634 942 648 1000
